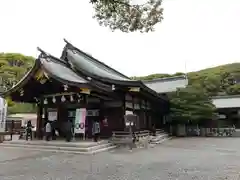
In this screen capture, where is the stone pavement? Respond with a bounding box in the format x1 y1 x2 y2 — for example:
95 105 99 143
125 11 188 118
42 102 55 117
1 138 240 179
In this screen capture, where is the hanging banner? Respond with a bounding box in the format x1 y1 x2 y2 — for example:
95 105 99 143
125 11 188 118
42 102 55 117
74 108 86 134
0 98 7 132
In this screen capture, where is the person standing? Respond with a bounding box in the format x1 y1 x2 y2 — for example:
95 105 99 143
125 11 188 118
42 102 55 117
26 120 33 141
45 121 52 141
101 116 109 138
151 124 156 136
65 120 73 142
51 120 57 140
92 120 100 142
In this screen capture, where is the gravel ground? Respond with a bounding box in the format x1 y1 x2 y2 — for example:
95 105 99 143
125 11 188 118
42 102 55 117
1 138 240 180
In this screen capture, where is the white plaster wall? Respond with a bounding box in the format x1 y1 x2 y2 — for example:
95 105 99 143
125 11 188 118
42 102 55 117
144 79 188 93
212 97 240 108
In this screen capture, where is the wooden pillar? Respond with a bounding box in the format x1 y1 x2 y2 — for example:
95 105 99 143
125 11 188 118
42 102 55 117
36 100 43 139
123 93 126 130
132 94 135 113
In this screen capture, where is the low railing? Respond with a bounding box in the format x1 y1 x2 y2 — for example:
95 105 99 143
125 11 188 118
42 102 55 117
156 129 164 135
111 130 151 149
111 131 134 145
207 128 235 137
135 130 150 139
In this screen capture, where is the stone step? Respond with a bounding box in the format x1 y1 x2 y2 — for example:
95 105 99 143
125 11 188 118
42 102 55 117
149 133 169 144
0 141 116 154
2 140 108 148
0 145 117 155
150 137 172 147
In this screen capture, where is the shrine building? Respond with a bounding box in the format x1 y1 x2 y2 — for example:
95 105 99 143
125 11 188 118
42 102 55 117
0 40 170 139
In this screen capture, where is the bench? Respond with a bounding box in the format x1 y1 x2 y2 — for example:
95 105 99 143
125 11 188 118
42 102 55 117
209 128 235 137
135 130 150 148
111 131 135 149
135 130 150 138
112 131 133 144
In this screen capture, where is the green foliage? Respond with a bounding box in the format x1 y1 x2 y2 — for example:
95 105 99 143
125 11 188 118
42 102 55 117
91 0 164 32
8 103 37 114
188 63 240 96
0 53 34 89
169 86 216 124
226 84 240 95
0 53 35 114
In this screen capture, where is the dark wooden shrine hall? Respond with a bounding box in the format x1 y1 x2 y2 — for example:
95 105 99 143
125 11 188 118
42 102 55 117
0 40 170 139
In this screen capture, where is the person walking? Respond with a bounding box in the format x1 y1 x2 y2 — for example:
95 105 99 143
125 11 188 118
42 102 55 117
45 121 52 141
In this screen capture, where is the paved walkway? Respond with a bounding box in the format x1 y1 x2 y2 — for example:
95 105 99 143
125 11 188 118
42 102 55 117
1 138 240 179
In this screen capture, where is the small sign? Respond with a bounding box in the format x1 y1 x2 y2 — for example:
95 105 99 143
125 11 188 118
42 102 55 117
129 87 140 92
48 111 57 121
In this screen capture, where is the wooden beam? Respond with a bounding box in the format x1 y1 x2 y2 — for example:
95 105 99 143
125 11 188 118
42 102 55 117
80 88 91 94
129 87 140 92
43 92 76 97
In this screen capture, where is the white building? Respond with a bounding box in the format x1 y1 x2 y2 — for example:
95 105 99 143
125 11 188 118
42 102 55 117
143 75 188 93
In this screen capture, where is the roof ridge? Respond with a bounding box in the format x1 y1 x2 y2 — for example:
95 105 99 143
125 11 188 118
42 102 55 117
38 47 70 67
143 75 187 83
37 48 91 83
63 39 130 80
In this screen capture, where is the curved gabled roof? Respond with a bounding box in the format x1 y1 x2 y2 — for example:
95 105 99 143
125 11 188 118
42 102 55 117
61 40 143 86
60 40 168 101
62 39 130 79
1 49 110 97
38 51 89 86
38 50 113 93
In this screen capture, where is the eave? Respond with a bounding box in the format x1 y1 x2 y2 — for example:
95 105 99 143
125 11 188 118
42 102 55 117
60 40 166 100
1 49 113 99
62 39 130 79
61 40 141 86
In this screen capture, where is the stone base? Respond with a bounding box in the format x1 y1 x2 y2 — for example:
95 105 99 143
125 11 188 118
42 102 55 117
0 140 116 154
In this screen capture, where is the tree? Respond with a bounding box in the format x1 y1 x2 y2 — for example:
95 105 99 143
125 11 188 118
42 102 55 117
0 53 35 114
0 53 34 90
226 84 240 95
169 86 216 125
91 0 164 32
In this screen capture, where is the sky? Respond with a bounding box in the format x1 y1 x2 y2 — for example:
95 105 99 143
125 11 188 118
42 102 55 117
0 0 240 77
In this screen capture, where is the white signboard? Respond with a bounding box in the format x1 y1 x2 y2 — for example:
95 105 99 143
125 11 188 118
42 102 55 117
74 108 86 134
48 111 57 121
125 110 133 115
87 109 99 117
125 111 133 126
0 98 7 132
